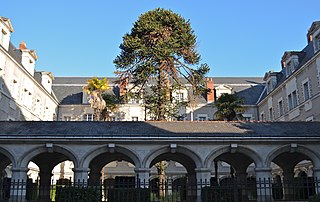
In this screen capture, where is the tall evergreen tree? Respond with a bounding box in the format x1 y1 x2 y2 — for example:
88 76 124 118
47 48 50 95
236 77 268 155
214 93 245 121
114 8 209 120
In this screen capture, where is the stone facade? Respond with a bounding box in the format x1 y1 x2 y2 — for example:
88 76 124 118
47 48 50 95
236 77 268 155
258 21 320 122
0 17 58 121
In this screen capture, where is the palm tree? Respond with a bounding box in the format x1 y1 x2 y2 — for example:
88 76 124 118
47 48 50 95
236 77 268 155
214 93 244 121
83 77 109 121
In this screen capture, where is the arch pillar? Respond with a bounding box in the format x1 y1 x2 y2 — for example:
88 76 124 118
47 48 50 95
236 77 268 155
73 168 89 185
135 168 150 188
195 168 211 202
255 167 274 202
313 167 320 194
282 165 295 200
88 166 101 186
10 167 28 202
235 166 249 200
38 170 53 202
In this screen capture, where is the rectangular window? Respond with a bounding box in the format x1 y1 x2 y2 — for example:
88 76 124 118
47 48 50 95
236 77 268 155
0 29 6 46
278 100 284 116
64 116 72 121
303 81 310 101
175 93 184 102
198 116 207 121
292 90 298 107
260 112 265 121
11 79 19 99
132 117 138 121
269 108 273 121
83 114 94 121
288 94 293 110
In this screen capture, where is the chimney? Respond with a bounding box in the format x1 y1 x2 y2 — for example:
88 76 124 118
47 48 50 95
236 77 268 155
19 41 27 50
119 76 128 96
206 77 215 103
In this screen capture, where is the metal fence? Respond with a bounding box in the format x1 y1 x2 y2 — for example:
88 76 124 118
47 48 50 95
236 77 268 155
0 177 319 202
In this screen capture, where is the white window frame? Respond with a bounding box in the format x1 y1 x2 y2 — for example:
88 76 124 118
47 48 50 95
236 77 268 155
278 99 284 117
269 107 273 121
175 92 184 103
306 116 314 122
197 114 208 121
260 111 265 121
302 78 311 102
83 114 94 121
64 116 72 121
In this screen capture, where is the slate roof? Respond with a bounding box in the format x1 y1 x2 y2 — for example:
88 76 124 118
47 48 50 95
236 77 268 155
0 121 319 138
8 42 22 66
52 76 265 105
258 41 316 102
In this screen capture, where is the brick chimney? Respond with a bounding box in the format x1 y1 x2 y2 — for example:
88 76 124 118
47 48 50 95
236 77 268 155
119 76 128 96
206 77 215 103
19 41 27 50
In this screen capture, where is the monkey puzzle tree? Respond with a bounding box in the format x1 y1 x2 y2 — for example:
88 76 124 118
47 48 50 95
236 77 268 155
114 8 209 121
83 77 109 121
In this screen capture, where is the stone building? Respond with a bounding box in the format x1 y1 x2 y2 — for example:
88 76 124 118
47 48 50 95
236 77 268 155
258 21 320 122
1 15 320 199
0 17 58 121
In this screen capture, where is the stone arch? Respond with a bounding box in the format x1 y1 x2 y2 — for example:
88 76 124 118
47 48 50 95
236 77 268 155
143 145 203 170
19 144 79 168
0 146 17 168
204 145 264 168
265 144 320 168
81 145 141 168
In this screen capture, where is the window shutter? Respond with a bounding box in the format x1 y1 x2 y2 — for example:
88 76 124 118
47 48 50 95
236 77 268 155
309 80 312 97
301 83 305 102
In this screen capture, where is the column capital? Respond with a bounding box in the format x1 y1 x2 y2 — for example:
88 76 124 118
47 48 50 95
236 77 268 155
134 168 151 173
313 167 320 172
73 168 90 173
254 167 272 172
11 167 29 172
195 168 212 173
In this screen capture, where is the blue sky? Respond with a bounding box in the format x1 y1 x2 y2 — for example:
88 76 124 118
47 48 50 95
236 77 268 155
2 0 320 77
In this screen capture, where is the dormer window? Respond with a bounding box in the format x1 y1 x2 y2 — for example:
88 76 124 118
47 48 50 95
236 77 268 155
0 29 6 47
263 71 278 94
315 34 320 52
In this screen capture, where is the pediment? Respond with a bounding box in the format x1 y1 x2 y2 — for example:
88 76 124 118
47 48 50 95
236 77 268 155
0 17 14 32
215 84 232 90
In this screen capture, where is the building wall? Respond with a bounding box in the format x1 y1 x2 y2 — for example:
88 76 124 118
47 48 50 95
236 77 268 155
259 51 320 122
0 45 58 121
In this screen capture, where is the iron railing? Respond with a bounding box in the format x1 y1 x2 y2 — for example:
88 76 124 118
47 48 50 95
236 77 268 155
0 177 319 202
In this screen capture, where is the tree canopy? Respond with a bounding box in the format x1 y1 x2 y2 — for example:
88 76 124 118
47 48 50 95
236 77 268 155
214 93 244 121
83 77 109 121
114 8 209 120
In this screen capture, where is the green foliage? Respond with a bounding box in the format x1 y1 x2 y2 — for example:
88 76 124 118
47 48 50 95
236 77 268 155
55 186 101 202
214 93 244 121
108 188 150 202
83 77 109 94
114 8 209 120
309 194 320 202
101 94 119 121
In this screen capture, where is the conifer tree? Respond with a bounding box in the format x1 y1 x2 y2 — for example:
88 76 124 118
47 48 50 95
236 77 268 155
114 8 209 120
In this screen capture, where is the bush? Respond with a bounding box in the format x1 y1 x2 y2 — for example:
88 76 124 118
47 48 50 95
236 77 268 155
309 194 320 202
108 188 149 202
55 186 101 202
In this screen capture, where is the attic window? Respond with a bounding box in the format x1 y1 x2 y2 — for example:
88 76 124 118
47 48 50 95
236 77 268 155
29 59 33 64
1 29 6 35
315 34 320 51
